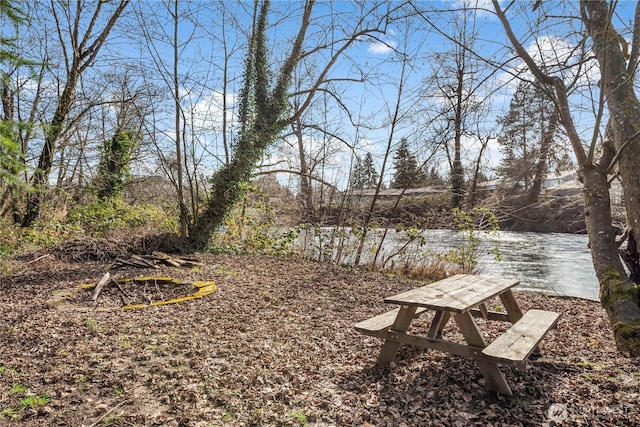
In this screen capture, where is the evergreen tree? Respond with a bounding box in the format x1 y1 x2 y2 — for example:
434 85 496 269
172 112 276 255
349 156 366 189
425 166 446 187
496 80 559 190
361 153 379 189
1 0 29 188
1 0 39 223
391 138 426 189
0 0 25 65
350 152 379 189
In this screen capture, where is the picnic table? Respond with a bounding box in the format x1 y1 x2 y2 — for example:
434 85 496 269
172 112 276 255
354 274 560 395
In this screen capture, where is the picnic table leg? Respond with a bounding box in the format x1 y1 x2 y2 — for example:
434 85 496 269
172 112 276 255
499 290 523 323
427 310 451 339
454 311 512 396
376 305 417 365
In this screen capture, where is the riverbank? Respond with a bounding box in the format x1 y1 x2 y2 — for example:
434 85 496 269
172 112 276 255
307 191 600 234
1 248 638 426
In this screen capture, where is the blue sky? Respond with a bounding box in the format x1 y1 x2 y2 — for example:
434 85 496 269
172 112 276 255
7 0 639 190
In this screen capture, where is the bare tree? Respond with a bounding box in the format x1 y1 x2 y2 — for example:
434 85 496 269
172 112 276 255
279 87 353 224
133 0 207 237
493 0 640 355
412 1 499 209
351 12 427 266
21 0 130 227
189 0 390 249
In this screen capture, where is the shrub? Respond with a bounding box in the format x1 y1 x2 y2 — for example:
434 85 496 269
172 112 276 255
436 207 502 273
0 218 83 257
66 197 178 236
209 183 295 256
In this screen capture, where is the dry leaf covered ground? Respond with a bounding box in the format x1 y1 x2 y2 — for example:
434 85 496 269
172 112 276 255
1 246 639 426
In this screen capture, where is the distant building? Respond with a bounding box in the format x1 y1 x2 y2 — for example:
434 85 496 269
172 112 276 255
347 186 443 200
476 178 502 191
476 170 577 193
541 170 577 190
543 173 625 207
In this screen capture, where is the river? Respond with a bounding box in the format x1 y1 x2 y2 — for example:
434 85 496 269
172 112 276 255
475 231 597 301
297 228 599 301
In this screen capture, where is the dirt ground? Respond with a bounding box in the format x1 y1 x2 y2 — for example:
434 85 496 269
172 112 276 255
1 243 639 426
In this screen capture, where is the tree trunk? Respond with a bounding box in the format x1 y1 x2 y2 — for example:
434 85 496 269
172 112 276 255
189 0 314 250
583 162 640 355
173 0 189 238
21 0 130 227
528 106 558 203
468 135 490 207
494 0 640 355
22 66 78 226
294 118 315 222
451 67 465 209
581 0 640 355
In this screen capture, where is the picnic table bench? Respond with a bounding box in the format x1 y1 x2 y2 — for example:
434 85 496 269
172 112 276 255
354 274 560 395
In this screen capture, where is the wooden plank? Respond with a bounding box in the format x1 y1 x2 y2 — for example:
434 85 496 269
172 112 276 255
147 252 203 268
426 310 451 338
454 311 512 395
453 311 487 347
150 251 171 260
131 255 160 269
482 309 561 367
176 259 204 268
499 289 524 322
377 329 521 395
376 305 417 364
354 306 428 336
379 330 482 359
384 274 519 313
162 257 182 267
469 309 510 322
115 257 145 268
479 303 489 319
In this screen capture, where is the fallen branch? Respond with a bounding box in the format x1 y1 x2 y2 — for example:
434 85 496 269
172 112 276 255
88 399 129 427
26 253 51 265
131 254 160 269
92 272 111 301
114 280 130 298
113 252 203 269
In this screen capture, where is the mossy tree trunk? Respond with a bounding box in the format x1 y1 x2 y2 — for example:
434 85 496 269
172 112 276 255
582 156 640 355
188 0 314 250
581 0 640 355
94 129 137 200
494 0 640 356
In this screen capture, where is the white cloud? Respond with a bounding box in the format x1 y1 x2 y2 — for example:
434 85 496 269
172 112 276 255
528 36 574 71
491 34 600 113
367 40 397 54
189 90 237 131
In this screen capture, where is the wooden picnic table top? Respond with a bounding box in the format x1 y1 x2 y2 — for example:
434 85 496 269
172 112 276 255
383 273 519 313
